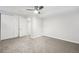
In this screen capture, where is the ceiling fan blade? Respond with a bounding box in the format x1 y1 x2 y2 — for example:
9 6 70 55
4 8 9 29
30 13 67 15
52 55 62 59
39 6 44 10
34 6 44 10
26 9 34 11
34 6 39 10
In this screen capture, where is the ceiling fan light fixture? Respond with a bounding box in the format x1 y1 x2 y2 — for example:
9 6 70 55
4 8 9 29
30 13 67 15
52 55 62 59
34 10 39 14
26 6 43 14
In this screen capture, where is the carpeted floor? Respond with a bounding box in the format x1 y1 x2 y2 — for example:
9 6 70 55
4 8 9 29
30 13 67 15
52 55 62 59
0 36 79 53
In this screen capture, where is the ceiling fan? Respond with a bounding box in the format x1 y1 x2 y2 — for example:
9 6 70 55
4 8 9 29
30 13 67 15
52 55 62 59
26 6 44 14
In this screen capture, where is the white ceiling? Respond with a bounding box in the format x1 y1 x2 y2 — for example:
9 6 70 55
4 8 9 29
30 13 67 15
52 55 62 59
0 6 34 17
0 6 79 17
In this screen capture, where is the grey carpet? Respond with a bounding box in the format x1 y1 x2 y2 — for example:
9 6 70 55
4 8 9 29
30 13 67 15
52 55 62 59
0 36 79 53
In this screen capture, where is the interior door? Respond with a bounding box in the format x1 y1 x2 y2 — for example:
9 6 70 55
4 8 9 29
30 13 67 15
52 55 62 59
19 16 28 37
27 18 32 37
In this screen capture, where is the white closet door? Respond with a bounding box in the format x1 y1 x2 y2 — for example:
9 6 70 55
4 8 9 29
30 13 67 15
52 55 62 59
19 16 28 37
27 18 32 36
1 14 18 40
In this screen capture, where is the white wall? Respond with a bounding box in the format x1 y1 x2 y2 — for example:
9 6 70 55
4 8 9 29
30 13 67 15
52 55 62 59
1 14 18 40
1 13 43 40
31 16 43 38
43 13 79 44
1 14 28 40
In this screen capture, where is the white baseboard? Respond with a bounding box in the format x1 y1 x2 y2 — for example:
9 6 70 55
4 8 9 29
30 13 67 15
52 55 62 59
1 35 28 40
31 35 43 38
43 34 79 44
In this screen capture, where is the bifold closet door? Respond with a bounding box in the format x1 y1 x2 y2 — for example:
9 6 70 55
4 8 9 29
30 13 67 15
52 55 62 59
19 16 28 37
1 14 18 40
27 18 32 36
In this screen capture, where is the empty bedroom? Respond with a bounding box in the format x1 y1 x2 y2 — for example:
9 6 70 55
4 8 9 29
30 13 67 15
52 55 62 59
0 6 79 53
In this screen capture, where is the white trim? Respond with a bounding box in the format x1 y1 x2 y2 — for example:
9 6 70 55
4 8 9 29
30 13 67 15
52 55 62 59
31 35 43 38
43 34 79 44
